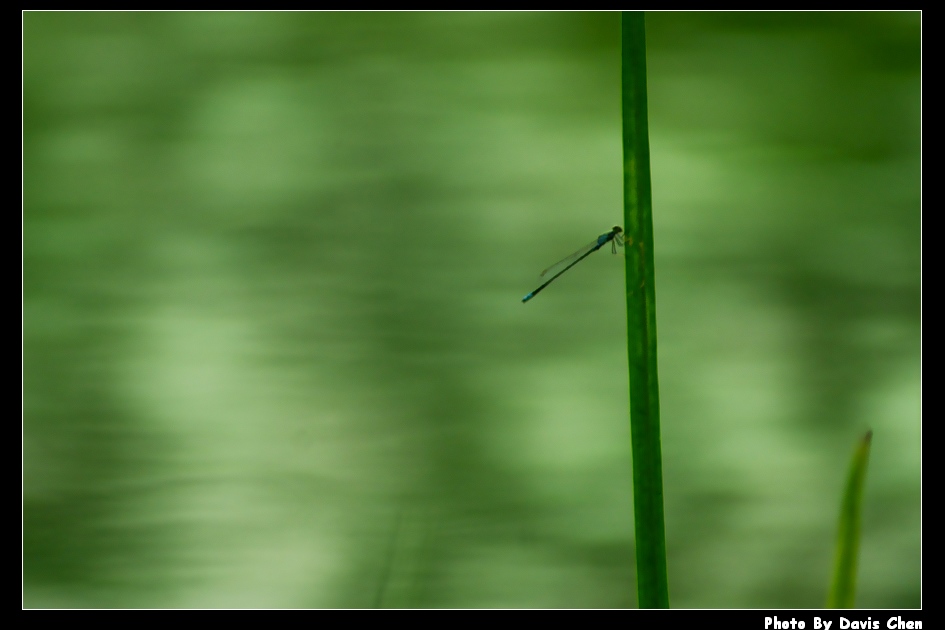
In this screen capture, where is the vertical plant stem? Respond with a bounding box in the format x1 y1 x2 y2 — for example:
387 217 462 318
621 11 669 609
827 430 873 608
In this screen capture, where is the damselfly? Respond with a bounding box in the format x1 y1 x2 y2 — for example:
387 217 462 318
522 226 624 303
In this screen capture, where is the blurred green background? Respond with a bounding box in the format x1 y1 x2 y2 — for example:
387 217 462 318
23 12 920 608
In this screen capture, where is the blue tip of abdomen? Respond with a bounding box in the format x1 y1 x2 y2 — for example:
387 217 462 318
522 293 534 303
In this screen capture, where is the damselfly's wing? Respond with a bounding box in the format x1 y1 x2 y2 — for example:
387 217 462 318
538 238 603 279
538 233 624 278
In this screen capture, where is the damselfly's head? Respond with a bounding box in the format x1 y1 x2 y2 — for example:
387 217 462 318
612 226 622 234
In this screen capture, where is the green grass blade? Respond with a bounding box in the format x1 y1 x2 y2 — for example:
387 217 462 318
827 430 874 608
620 11 669 609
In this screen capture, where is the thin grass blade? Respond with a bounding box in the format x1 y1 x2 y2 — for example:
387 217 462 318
621 11 669 609
827 430 874 608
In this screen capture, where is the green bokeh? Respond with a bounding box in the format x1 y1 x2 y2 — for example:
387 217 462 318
24 12 920 608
